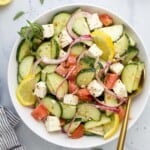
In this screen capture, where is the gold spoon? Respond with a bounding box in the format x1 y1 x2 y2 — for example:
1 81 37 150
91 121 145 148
117 69 145 150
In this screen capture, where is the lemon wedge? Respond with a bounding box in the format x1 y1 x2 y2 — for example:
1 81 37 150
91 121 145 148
103 113 120 140
16 74 36 106
0 0 12 6
91 30 115 61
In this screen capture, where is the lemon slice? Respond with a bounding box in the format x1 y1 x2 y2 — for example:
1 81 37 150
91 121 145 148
16 74 36 106
91 30 115 61
0 0 12 6
103 113 120 140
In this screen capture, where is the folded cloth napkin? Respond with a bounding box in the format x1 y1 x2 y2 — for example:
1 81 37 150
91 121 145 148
0 106 25 150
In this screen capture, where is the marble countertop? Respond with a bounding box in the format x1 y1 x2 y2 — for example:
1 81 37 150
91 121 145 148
0 0 150 149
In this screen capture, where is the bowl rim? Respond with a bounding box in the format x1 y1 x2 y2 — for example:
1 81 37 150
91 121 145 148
7 3 150 149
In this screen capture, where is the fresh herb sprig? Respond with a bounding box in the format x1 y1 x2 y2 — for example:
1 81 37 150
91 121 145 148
18 21 43 49
13 11 25 20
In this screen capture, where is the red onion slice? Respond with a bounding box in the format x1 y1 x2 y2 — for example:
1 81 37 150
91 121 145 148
66 9 92 39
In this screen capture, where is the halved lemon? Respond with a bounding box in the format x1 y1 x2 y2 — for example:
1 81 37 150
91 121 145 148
16 74 36 106
91 30 115 61
0 0 12 6
103 113 120 140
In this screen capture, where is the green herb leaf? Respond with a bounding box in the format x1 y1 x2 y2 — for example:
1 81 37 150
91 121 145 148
40 0 45 4
13 11 25 20
18 20 43 49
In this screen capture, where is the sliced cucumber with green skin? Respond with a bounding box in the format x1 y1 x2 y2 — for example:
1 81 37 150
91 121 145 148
52 12 71 35
76 68 95 88
84 114 111 130
99 25 123 42
63 121 81 133
19 56 34 79
17 75 23 84
76 103 101 121
46 73 68 99
41 65 57 81
122 47 139 65
35 73 41 83
42 96 62 117
85 126 104 136
61 103 76 119
104 93 118 116
121 63 138 93
51 38 60 59
17 40 31 63
126 34 136 46
84 131 95 136
132 62 144 91
79 56 95 69
114 34 129 56
36 42 51 59
35 65 42 75
72 17 90 36
70 43 86 56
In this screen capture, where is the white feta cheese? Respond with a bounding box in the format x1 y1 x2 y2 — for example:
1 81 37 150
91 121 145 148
42 24 54 38
87 80 104 97
59 49 67 58
87 13 103 30
63 94 78 105
59 29 73 48
45 116 61 132
88 44 103 58
112 79 127 97
110 62 124 75
34 81 47 98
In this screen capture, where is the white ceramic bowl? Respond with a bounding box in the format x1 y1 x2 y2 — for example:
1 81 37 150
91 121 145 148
8 4 150 149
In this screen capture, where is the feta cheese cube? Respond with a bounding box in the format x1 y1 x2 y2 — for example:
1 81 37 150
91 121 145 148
88 44 103 58
87 13 103 30
112 79 127 97
87 80 104 97
45 116 61 132
34 81 47 98
110 62 124 75
59 29 73 48
63 94 78 105
42 24 54 38
59 49 67 58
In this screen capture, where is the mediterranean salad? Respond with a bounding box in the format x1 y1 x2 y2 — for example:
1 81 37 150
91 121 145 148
16 8 144 139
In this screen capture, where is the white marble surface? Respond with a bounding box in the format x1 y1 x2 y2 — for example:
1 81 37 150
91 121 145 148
0 0 150 150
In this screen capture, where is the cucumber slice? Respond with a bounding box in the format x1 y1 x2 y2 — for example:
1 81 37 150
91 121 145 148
52 12 71 35
61 103 76 119
41 65 57 81
17 75 23 84
86 126 104 136
76 104 101 121
36 42 51 59
63 121 81 133
46 73 68 98
104 93 118 116
72 17 90 36
17 40 31 63
121 63 138 93
76 68 95 87
84 114 111 130
19 56 34 79
126 34 136 46
51 38 60 59
79 56 95 69
42 96 62 117
132 62 144 91
35 65 41 75
70 43 86 56
35 73 41 83
99 25 123 42
114 34 129 56
122 47 139 65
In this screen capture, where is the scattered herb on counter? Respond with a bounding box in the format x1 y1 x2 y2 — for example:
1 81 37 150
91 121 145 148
13 11 25 21
40 0 45 4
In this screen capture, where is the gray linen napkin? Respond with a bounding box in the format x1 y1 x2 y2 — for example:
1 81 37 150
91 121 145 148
0 106 25 150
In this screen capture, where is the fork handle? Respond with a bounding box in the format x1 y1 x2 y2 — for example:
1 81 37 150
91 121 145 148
117 97 132 150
